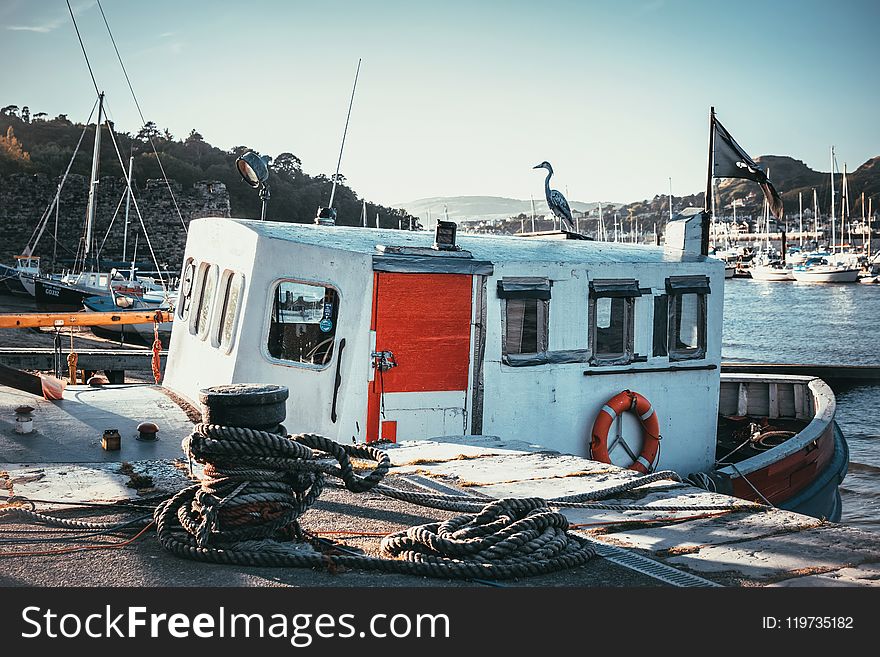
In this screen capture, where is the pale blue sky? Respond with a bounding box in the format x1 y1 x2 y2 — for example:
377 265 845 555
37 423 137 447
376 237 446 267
2 0 879 207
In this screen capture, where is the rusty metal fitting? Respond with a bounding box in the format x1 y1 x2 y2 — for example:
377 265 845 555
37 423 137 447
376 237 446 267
136 421 159 441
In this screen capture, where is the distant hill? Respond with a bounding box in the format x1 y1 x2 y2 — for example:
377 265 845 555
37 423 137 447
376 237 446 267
399 154 880 232
619 154 880 225
395 195 618 228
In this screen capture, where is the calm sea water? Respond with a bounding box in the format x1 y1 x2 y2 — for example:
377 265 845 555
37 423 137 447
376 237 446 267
723 278 880 533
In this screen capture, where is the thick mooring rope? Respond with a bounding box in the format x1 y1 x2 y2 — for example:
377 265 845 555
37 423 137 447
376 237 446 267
155 423 596 580
0 503 152 530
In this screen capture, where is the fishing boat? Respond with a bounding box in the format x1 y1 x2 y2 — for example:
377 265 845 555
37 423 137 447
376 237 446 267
158 205 847 521
0 255 41 296
82 290 175 347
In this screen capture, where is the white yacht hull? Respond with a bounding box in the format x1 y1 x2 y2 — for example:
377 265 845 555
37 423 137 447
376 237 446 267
791 267 860 283
749 266 793 281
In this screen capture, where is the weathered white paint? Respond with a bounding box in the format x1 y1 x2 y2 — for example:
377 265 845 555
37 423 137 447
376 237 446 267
165 218 723 477
164 219 376 444
482 258 722 476
664 209 704 255
381 391 469 439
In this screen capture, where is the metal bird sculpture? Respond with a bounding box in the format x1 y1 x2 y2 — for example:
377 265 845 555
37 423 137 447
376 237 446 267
533 161 574 231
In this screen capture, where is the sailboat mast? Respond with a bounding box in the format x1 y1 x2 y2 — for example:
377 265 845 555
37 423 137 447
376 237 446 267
668 177 673 222
842 163 849 250
813 188 819 239
798 191 803 246
830 146 836 253
862 192 866 251
122 154 133 262
84 92 104 260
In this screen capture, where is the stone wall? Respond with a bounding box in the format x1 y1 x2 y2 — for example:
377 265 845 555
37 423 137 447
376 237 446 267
0 173 230 273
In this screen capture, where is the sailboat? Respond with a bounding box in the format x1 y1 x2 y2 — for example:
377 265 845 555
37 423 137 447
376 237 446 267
749 180 793 282
32 93 166 309
791 147 860 283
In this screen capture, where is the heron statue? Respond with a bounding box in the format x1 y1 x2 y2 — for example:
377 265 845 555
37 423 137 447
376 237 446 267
533 161 574 231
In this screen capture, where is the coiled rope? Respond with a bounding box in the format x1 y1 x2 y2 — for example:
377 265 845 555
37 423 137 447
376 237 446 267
155 423 596 580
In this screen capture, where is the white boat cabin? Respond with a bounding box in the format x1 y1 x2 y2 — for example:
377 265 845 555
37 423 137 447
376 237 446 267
164 211 724 478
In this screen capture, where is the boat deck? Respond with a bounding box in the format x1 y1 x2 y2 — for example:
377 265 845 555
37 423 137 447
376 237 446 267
1 383 878 587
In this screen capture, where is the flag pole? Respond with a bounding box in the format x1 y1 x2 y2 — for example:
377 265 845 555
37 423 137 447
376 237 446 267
703 106 715 256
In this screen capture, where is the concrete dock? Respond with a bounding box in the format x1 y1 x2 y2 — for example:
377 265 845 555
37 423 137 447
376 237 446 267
1 382 879 587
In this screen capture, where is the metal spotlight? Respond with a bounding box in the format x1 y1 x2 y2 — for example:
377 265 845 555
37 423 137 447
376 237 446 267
235 151 272 220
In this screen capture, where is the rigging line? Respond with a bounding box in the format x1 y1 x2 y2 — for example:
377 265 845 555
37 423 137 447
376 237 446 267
97 186 130 258
728 463 774 508
25 98 99 254
95 0 187 234
103 101 166 291
65 0 100 97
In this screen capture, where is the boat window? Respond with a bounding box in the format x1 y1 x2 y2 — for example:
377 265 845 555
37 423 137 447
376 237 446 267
665 276 709 361
191 263 218 339
498 277 550 364
589 279 638 366
267 280 339 368
177 258 197 320
215 270 245 352
653 295 668 357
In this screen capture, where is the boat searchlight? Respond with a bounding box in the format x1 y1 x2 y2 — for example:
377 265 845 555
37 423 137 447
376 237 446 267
235 151 272 220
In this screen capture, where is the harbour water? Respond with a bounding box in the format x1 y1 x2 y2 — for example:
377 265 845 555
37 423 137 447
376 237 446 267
723 278 880 533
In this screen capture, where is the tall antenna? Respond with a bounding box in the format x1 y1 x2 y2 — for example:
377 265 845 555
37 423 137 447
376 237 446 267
530 195 536 232
328 58 362 211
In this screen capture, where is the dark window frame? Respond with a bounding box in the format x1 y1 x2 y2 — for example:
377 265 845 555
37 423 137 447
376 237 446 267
665 276 709 361
588 279 639 367
499 277 551 367
266 278 341 370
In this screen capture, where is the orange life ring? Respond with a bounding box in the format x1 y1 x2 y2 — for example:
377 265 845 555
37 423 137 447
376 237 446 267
590 390 660 474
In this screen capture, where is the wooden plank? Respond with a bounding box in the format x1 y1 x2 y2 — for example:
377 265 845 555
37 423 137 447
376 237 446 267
793 384 805 420
768 383 779 419
0 362 43 396
722 362 880 382
0 348 161 372
737 382 748 416
0 310 172 329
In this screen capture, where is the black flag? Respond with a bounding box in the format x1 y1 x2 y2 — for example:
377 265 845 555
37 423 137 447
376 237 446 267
712 116 784 220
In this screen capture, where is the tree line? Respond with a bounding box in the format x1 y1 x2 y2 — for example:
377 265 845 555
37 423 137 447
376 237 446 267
0 104 419 229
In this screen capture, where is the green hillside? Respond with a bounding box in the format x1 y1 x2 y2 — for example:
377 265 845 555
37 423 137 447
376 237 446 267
0 104 418 229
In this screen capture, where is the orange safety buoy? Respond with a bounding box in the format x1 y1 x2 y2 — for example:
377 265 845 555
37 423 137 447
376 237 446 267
590 390 660 474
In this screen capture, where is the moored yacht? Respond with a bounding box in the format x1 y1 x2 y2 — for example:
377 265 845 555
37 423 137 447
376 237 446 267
791 256 860 283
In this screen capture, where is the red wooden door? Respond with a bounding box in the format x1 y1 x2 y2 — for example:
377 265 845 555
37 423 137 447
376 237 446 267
366 272 473 442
